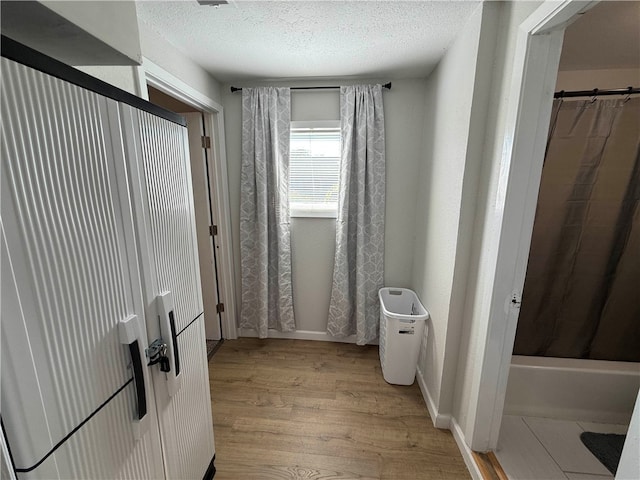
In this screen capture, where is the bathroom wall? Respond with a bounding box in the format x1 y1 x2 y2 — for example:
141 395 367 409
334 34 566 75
222 79 427 335
555 67 640 91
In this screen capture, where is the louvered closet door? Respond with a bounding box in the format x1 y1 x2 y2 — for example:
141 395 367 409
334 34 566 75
0 58 164 480
120 105 215 479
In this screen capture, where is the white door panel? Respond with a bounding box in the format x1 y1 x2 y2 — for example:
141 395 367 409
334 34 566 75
15 381 163 480
154 317 215 480
0 58 164 479
1 426 16 480
121 106 203 334
1 228 54 471
120 105 214 478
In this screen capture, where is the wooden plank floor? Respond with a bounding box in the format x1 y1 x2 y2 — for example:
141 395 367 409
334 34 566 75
208 338 470 479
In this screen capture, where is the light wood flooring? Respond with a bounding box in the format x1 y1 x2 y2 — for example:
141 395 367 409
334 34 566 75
208 338 470 479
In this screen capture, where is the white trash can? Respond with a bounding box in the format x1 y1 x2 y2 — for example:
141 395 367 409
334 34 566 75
378 287 429 385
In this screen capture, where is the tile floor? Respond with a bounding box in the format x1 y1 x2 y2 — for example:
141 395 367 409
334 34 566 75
495 416 628 480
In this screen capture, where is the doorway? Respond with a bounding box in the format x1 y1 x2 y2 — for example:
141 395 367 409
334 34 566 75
147 85 224 358
495 2 639 477
473 0 640 477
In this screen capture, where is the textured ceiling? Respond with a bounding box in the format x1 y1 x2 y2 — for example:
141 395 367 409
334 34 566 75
136 0 481 82
560 1 640 71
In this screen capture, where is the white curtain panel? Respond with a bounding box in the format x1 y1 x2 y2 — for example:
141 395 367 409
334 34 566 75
240 87 295 337
327 84 386 345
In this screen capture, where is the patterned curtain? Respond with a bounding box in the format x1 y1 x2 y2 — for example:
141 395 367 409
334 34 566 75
240 87 295 337
327 85 386 345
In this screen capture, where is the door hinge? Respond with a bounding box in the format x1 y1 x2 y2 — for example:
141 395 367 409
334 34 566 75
201 136 211 149
216 303 225 314
209 225 218 236
510 292 522 308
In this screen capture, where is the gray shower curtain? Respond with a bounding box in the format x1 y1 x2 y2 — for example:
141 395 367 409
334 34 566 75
327 85 386 345
239 87 295 337
514 97 640 362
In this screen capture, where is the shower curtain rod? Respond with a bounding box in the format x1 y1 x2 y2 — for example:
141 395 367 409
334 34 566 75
230 82 392 93
554 86 639 98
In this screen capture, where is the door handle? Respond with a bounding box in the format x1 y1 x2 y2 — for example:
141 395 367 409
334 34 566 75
157 292 182 397
128 340 147 419
168 310 181 376
118 315 150 440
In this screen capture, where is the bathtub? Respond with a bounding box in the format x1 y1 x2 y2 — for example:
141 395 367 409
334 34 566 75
504 355 640 425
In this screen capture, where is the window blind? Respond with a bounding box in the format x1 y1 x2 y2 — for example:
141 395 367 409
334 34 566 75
289 127 341 216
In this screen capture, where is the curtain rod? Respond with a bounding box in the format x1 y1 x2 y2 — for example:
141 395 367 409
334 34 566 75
554 86 639 99
230 82 392 93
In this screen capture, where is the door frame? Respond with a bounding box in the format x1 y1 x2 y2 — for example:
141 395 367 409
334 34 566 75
142 58 238 340
468 0 599 451
183 112 223 342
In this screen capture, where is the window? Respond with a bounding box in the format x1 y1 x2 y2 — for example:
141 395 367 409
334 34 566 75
289 121 341 218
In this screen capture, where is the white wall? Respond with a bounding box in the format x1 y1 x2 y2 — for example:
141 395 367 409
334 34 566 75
222 79 426 334
72 17 225 103
138 20 222 104
2 1 141 67
75 66 142 96
410 1 553 450
41 0 141 63
451 0 543 444
412 2 495 423
4 2 223 102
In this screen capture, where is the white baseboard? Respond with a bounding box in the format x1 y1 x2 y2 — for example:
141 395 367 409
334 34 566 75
416 366 451 429
238 328 379 345
451 418 483 480
414 367 480 479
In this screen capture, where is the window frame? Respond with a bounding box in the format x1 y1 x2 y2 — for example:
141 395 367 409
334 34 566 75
289 120 341 219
